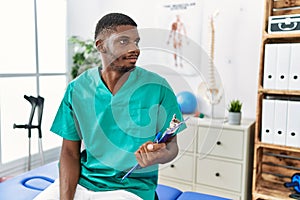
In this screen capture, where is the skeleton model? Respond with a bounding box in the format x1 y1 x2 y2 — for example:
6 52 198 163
197 11 223 117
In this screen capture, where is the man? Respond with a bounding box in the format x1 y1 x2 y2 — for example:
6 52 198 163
34 13 184 200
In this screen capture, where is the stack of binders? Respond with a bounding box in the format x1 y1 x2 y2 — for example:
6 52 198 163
261 96 300 147
263 43 300 91
261 43 300 147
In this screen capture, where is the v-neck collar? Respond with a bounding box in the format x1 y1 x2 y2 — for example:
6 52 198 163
97 67 137 97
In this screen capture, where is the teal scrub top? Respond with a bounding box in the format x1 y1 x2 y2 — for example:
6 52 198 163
50 66 185 200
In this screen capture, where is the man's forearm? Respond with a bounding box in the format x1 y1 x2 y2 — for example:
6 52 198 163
159 137 179 164
59 140 81 200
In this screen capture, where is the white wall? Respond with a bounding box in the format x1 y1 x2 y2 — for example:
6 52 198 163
67 0 264 119
198 0 265 118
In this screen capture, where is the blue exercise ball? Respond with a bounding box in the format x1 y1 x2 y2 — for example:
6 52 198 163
176 91 197 114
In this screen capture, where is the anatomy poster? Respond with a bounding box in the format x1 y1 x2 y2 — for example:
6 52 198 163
136 1 204 78
138 1 204 90
161 1 202 74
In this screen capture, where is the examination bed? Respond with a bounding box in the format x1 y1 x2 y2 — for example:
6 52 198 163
0 161 229 200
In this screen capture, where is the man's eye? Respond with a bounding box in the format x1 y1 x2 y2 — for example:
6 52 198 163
120 39 128 45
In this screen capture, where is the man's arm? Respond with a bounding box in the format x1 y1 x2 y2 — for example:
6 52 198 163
135 135 179 167
59 139 81 200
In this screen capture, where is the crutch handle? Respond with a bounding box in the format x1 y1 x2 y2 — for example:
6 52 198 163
13 124 39 129
13 124 28 129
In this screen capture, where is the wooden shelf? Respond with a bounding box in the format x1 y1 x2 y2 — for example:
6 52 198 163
253 193 290 200
253 176 294 200
262 31 300 41
258 88 300 96
268 0 300 16
255 142 300 153
253 147 300 199
252 1 300 199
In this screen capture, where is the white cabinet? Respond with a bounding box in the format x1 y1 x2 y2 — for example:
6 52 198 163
198 127 244 160
161 154 194 183
158 117 255 200
196 157 242 192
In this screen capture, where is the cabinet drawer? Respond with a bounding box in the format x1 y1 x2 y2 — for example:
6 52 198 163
177 122 197 152
196 157 242 192
198 127 244 160
159 154 194 182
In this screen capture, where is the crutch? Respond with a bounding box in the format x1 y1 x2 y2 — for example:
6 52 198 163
36 96 45 166
13 95 45 170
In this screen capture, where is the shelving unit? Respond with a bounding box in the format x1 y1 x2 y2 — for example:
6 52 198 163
252 0 300 199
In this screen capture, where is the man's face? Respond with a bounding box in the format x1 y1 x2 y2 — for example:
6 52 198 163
102 25 140 71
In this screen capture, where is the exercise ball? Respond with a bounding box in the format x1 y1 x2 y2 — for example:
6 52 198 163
176 91 197 114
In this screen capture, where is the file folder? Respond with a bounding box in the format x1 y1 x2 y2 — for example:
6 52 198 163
288 43 300 90
263 44 277 89
275 44 290 90
273 99 288 145
261 99 275 144
286 100 300 147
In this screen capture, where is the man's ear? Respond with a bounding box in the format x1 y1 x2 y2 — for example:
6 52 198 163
95 39 106 53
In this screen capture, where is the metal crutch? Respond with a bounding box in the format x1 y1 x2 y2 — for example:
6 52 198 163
36 96 45 166
13 95 45 171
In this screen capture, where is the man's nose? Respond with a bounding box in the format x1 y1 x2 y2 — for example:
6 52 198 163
128 42 139 51
127 43 140 54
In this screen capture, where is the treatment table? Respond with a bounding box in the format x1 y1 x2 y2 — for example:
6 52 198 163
0 161 229 200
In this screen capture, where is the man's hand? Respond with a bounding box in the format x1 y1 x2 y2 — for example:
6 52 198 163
134 136 179 168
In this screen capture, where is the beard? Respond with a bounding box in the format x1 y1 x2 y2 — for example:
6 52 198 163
107 54 137 73
109 63 136 73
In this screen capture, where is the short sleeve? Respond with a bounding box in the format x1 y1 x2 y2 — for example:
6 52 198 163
50 83 81 141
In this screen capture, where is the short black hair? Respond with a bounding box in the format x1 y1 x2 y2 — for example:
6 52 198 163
94 13 137 40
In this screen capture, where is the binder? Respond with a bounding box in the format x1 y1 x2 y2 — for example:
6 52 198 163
286 100 300 147
261 99 275 144
275 44 291 90
263 44 277 89
273 99 288 145
288 43 300 90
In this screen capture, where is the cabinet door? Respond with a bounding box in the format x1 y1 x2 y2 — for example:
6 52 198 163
159 154 194 182
198 127 244 160
197 157 242 192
